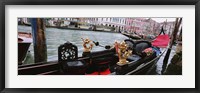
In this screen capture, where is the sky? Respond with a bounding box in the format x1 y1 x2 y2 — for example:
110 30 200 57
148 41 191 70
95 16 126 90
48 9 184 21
151 18 176 23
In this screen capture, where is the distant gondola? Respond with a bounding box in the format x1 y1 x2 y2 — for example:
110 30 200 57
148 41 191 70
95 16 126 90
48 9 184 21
121 32 142 40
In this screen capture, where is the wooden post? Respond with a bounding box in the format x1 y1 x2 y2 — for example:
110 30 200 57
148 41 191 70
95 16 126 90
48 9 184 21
31 18 47 63
165 19 167 30
168 25 171 35
178 27 182 41
161 18 182 74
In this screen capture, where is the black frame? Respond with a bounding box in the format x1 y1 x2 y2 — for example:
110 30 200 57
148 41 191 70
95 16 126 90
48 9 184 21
0 0 199 93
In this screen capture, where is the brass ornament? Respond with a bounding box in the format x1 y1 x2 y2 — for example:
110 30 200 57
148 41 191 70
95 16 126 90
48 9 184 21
116 41 132 66
81 37 94 52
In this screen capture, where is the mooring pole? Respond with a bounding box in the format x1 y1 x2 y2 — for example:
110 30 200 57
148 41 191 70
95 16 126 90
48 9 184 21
31 18 47 63
161 18 182 74
178 27 182 41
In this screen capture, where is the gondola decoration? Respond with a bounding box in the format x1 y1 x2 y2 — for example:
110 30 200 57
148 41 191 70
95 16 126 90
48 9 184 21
115 41 132 66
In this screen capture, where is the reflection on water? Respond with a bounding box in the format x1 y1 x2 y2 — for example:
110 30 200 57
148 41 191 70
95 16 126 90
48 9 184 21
18 25 128 64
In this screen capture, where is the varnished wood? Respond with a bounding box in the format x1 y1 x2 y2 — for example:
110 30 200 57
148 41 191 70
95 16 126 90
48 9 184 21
31 18 47 63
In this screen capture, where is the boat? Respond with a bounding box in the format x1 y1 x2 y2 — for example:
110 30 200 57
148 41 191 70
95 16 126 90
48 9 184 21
95 25 114 32
121 32 142 40
18 32 33 65
23 23 31 26
18 38 164 75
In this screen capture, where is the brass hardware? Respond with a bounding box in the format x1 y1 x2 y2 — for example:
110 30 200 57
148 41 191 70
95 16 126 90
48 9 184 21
81 37 94 52
116 41 132 65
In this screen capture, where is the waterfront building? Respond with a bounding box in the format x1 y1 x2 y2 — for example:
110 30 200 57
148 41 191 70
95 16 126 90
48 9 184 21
24 17 173 35
130 18 145 34
18 18 31 25
118 18 163 37
76 17 126 32
142 18 161 35
46 19 55 26
100 17 126 32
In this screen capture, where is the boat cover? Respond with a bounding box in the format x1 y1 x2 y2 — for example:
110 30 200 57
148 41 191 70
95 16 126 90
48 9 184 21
152 35 170 48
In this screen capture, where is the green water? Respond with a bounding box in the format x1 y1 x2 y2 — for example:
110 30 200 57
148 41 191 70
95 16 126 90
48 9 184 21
18 25 128 64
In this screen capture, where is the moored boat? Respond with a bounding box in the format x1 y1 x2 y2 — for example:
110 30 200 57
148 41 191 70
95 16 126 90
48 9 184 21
18 38 164 75
121 32 142 40
18 32 33 65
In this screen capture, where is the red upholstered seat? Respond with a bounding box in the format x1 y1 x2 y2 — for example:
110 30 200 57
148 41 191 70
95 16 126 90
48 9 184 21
86 69 111 75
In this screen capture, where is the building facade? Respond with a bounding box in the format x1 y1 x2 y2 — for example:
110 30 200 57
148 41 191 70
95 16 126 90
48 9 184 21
18 18 175 36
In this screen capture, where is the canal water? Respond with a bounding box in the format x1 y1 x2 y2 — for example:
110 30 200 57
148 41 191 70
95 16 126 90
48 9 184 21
18 25 176 75
18 25 128 63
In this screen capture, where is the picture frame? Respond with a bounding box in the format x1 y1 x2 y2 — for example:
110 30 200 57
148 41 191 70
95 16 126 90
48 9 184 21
0 0 199 93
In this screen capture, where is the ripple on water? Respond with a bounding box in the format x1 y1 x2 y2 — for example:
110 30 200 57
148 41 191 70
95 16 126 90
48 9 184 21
18 25 128 60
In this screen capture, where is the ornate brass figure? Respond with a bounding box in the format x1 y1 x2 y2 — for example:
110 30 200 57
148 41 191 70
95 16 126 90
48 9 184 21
116 41 132 65
81 37 94 52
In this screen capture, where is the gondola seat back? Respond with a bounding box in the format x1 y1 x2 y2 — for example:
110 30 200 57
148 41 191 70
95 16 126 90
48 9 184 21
90 48 116 65
58 41 87 75
125 40 152 61
135 40 152 54
124 39 152 55
116 51 157 75
115 40 157 75
86 49 117 74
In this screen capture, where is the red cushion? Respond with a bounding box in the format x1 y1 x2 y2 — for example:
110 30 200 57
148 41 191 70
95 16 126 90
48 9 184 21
86 69 111 75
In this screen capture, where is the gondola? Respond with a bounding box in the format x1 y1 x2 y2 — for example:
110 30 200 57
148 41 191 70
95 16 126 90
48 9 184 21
121 32 142 40
18 38 164 75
